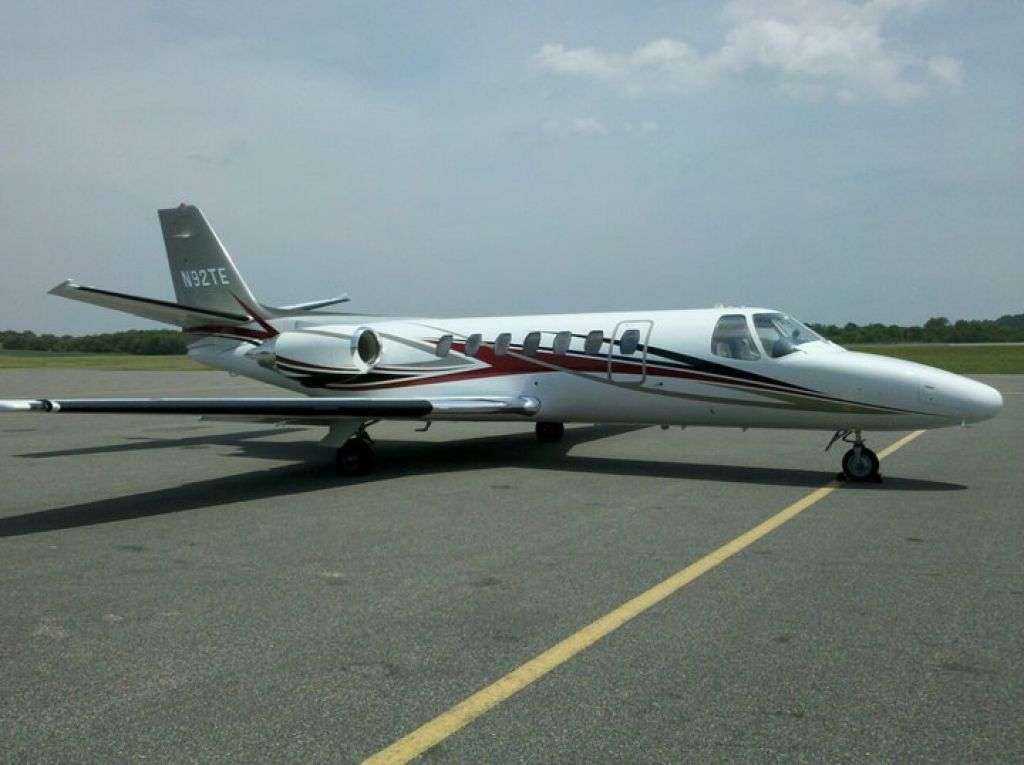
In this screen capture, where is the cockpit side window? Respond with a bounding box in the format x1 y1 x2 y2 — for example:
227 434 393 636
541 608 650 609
711 314 761 360
753 313 824 358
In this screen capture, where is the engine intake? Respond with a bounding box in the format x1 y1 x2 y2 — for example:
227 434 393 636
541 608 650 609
351 326 381 371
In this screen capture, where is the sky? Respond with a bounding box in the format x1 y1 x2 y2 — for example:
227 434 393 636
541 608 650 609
1 0 1021 334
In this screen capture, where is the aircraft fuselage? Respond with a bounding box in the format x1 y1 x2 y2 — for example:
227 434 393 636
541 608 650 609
188 307 1002 432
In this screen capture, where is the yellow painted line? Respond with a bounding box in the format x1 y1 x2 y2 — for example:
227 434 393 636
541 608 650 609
876 429 925 459
364 430 927 764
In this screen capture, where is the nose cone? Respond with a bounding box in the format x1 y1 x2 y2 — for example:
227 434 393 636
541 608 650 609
920 374 1003 423
963 380 1003 423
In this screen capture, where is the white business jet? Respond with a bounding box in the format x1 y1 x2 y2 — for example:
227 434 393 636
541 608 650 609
0 205 1003 481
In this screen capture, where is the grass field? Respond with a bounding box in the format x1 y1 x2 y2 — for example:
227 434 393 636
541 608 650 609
847 344 1024 374
2 344 1022 374
0 350 205 371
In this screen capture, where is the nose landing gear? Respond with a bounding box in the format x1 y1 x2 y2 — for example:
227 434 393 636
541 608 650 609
827 430 881 483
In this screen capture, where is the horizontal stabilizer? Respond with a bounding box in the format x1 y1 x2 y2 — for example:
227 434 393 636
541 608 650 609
49 280 249 328
0 396 541 421
272 295 350 312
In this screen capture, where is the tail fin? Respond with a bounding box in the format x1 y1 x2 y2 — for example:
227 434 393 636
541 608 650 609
159 204 261 316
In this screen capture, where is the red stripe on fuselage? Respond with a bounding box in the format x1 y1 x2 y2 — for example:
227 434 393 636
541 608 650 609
324 342 811 398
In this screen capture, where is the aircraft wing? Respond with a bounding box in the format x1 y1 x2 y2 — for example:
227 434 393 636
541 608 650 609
0 395 540 421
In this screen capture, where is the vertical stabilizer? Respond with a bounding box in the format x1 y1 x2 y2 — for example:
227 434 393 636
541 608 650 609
159 204 261 315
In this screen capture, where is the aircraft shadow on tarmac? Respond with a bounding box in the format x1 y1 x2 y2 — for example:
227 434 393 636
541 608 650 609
17 426 309 459
2 425 965 537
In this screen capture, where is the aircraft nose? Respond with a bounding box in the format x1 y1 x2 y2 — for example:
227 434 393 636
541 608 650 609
920 375 1003 423
964 380 1003 423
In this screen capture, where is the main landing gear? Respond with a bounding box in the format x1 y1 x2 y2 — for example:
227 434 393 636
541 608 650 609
333 421 568 475
335 425 375 476
535 421 565 443
827 430 881 483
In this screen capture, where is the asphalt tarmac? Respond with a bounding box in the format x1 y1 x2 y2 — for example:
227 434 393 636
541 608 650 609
1 369 1021 763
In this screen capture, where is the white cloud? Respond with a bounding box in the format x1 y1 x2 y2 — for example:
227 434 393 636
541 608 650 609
569 117 609 135
540 116 609 139
927 55 963 92
535 40 710 94
535 45 620 81
535 0 963 102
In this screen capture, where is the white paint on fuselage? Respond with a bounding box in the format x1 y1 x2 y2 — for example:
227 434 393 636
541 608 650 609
188 307 1003 432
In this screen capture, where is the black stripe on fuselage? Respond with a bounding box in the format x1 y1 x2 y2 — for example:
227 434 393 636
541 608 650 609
641 343 816 393
564 333 816 393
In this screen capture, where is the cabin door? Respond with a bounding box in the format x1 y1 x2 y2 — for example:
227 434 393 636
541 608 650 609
608 320 653 384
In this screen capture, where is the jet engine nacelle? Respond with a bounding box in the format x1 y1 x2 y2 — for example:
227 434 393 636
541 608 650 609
248 327 382 374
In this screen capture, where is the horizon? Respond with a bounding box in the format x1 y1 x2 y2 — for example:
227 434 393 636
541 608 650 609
3 309 1022 338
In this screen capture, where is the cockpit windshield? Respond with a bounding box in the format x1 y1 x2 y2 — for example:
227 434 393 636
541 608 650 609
753 313 824 358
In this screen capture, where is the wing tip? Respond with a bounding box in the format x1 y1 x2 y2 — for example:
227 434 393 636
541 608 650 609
0 400 49 412
49 279 79 295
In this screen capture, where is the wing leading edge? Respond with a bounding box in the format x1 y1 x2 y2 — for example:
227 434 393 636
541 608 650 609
0 396 541 421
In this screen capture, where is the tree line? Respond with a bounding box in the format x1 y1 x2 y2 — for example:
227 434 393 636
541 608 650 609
808 314 1024 345
0 329 187 355
1 313 1023 355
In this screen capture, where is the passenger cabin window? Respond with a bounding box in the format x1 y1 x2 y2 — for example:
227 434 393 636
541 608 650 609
753 313 824 358
494 332 511 356
552 331 572 356
584 330 604 355
522 331 541 356
711 315 761 360
465 333 482 357
619 328 641 355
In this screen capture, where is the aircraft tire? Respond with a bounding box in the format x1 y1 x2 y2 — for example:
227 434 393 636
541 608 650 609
337 438 374 476
535 422 565 443
841 447 880 482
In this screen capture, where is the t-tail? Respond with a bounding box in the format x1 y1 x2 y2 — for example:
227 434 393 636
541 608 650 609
159 204 261 318
48 204 348 328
